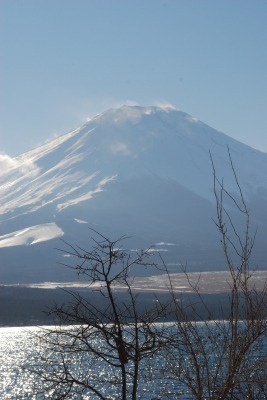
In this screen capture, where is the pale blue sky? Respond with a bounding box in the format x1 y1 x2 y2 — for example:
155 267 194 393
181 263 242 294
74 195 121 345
1 0 267 156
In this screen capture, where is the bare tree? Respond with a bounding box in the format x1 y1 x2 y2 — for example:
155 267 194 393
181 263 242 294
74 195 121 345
163 148 267 399
25 150 266 399
27 231 171 399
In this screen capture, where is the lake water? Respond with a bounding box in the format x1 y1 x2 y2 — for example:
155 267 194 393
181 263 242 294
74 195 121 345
0 325 188 399
0 327 39 399
0 324 266 399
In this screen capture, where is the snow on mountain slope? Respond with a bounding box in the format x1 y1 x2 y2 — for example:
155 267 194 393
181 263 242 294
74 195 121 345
0 223 63 247
0 105 266 283
1 105 266 219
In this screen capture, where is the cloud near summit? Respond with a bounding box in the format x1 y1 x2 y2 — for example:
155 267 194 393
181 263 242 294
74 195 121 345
0 153 39 177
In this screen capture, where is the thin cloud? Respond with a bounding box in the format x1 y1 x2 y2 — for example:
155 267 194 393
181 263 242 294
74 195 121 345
78 98 140 124
0 153 39 177
154 101 177 110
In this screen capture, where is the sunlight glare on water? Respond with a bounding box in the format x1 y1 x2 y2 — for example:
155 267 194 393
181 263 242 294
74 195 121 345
0 325 187 399
0 327 41 399
0 323 265 399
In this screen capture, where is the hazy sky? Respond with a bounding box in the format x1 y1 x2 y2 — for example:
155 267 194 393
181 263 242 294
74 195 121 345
1 0 267 156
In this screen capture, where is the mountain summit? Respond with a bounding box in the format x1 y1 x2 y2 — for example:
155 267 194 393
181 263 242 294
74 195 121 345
1 106 266 283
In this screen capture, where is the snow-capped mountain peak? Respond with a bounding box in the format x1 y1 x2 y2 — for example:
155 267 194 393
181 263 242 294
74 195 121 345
0 105 266 283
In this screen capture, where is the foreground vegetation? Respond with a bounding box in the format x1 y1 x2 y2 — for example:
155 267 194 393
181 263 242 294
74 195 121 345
26 151 267 399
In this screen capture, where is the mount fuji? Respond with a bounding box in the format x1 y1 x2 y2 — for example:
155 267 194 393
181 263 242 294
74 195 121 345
1 105 266 284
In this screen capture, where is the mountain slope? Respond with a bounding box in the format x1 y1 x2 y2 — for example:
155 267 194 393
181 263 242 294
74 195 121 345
0 106 266 283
